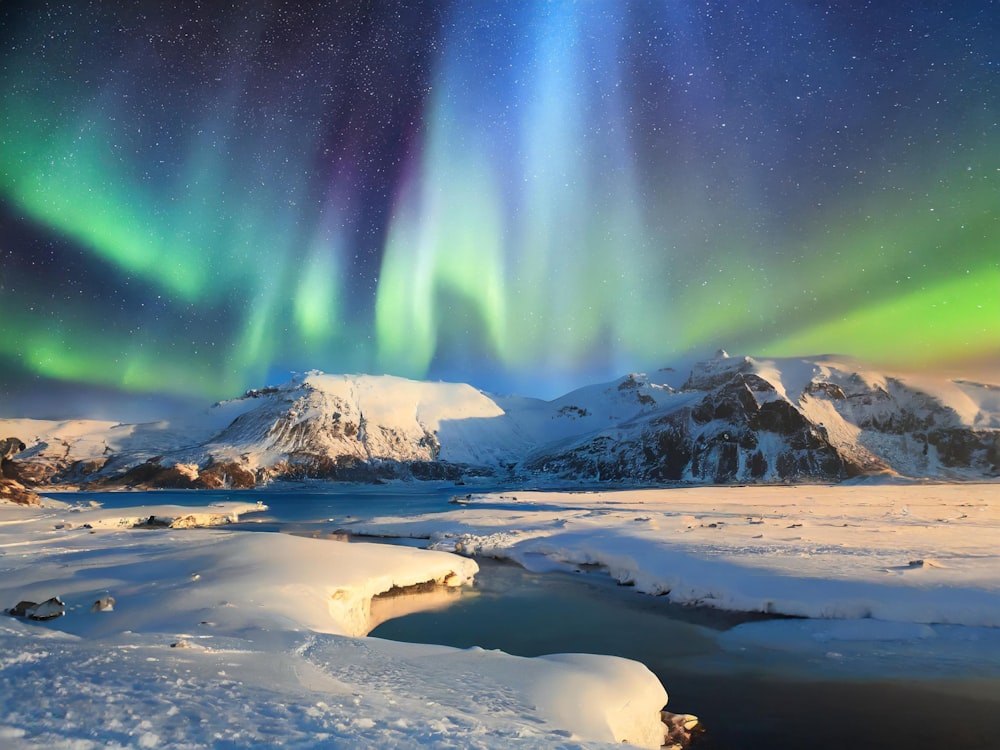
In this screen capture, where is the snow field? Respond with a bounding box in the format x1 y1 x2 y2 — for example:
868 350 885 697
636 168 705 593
0 499 670 748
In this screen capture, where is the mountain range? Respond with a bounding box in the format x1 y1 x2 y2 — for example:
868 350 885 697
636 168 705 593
2 352 998 497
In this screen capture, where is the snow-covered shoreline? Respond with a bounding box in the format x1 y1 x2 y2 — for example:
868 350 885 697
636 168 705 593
342 484 1000 628
0 498 671 748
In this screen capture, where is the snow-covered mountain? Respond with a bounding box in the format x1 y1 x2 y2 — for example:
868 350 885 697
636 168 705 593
2 355 997 489
526 354 999 483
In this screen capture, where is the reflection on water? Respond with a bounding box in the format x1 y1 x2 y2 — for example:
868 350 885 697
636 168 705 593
368 583 462 634
373 557 725 660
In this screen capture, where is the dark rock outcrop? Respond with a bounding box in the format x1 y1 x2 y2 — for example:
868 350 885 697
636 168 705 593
7 597 65 621
1 437 26 461
1 437 28 482
198 461 258 489
0 437 41 505
528 369 855 484
0 478 41 506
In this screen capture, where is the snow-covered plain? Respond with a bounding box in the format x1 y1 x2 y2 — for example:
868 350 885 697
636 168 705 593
0 498 670 749
339 483 1000 672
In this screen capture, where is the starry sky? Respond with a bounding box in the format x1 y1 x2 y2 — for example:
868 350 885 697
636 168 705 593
1 1 997 414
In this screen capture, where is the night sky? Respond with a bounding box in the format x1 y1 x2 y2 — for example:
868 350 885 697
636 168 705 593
1 1 997 412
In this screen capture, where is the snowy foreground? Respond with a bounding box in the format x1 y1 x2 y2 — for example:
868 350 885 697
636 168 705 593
0 500 669 749
2 484 998 748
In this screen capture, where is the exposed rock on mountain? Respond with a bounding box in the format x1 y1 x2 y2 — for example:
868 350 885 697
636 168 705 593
2 356 997 489
81 373 527 487
527 356 999 483
1 437 26 460
526 364 853 482
0 436 40 505
0 477 40 506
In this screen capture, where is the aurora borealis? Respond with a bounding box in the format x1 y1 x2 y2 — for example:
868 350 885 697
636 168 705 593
1 1 997 408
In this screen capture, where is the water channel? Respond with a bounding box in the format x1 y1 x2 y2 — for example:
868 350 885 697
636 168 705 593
372 556 1000 749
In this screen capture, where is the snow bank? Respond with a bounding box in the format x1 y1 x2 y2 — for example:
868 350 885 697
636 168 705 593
531 653 669 747
0 501 477 638
54 500 269 529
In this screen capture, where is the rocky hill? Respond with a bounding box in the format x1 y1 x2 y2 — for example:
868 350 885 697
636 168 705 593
2 355 997 490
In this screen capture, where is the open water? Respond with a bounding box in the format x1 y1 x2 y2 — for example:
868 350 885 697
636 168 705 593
373 557 1000 749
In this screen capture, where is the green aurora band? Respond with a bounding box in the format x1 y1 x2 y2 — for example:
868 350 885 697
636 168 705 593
0 2 997 401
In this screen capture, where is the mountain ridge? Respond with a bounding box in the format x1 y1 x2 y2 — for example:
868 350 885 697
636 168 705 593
2 354 998 491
